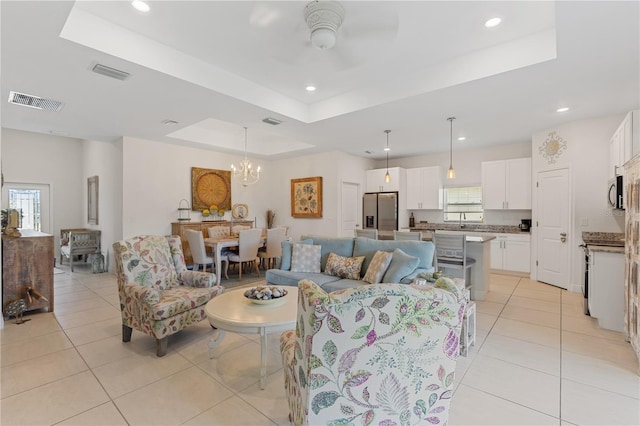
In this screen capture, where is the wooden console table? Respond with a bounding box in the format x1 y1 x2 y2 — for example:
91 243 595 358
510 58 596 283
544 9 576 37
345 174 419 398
2 230 54 313
171 220 253 266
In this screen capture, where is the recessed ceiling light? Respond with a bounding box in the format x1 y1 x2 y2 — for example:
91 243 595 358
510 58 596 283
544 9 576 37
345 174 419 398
305 85 316 92
384 147 390 152
556 107 570 113
131 1 150 13
485 17 502 28
457 136 466 141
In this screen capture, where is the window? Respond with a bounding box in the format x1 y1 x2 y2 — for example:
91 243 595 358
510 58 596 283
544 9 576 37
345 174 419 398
444 186 483 223
7 189 40 230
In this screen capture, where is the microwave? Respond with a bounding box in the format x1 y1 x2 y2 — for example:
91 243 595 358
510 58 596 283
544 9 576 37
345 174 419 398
608 175 624 209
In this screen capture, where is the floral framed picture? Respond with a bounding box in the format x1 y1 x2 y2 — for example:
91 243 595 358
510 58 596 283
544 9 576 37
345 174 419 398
291 176 322 218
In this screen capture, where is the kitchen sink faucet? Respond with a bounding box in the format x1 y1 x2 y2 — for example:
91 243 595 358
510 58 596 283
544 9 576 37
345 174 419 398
459 212 466 229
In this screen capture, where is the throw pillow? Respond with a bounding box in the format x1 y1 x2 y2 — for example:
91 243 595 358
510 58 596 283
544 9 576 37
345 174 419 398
281 239 313 271
382 248 421 283
362 250 393 284
291 243 321 273
324 252 366 280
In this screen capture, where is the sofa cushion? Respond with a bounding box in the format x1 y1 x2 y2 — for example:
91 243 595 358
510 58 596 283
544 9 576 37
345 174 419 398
265 270 342 287
382 248 421 283
362 250 393 284
353 237 435 275
281 239 313 271
324 253 365 280
291 244 321 273
301 235 355 271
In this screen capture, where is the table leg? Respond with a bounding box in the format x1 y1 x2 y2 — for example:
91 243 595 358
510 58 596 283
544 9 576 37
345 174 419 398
260 327 267 390
208 329 226 359
215 245 222 284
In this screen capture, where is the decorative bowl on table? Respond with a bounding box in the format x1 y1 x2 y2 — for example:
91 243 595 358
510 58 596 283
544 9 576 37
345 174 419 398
244 286 288 305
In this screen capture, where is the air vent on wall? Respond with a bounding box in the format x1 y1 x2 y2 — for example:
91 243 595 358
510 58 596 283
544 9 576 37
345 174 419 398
92 63 131 81
8 91 63 112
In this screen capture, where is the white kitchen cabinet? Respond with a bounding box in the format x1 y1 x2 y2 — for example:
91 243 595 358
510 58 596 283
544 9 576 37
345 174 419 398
406 166 443 209
366 167 405 193
482 158 531 209
609 110 639 177
588 249 625 332
490 233 531 273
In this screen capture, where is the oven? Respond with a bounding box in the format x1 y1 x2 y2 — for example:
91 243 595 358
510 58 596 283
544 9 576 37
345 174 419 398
579 244 590 315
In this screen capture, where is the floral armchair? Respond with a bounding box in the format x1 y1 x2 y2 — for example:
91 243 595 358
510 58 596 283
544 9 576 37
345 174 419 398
113 235 224 356
280 278 465 425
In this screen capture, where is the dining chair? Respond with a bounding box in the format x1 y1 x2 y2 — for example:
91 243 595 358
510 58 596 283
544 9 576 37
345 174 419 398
227 228 262 280
393 230 423 241
184 229 214 272
258 227 287 270
433 232 476 287
207 226 231 239
355 228 378 239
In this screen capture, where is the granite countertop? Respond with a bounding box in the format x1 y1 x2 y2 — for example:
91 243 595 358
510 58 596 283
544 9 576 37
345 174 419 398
582 231 625 253
582 231 625 248
411 223 526 235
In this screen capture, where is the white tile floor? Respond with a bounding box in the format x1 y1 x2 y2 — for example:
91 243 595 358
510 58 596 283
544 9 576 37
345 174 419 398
1 268 639 425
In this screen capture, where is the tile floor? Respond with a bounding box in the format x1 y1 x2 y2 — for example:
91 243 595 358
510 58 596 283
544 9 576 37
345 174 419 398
1 267 639 425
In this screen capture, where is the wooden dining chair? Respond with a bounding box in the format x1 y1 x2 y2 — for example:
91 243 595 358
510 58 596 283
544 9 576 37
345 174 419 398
227 228 262 280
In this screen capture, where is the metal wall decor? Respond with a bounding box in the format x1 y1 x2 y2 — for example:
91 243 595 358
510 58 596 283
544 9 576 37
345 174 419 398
539 131 567 164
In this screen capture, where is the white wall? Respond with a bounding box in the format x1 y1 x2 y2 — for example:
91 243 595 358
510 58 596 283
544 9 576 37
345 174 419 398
268 152 373 240
82 139 123 272
532 114 625 292
1 128 84 261
121 138 373 241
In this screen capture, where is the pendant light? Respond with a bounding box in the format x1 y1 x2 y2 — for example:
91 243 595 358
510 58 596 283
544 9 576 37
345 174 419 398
230 127 261 187
447 117 456 179
384 130 391 183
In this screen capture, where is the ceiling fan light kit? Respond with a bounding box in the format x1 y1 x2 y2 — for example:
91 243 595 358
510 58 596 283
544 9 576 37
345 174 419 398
304 0 345 50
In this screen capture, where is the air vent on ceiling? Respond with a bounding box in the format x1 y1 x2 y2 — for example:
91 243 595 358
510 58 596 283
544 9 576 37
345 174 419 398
92 63 131 81
8 91 63 112
262 117 282 126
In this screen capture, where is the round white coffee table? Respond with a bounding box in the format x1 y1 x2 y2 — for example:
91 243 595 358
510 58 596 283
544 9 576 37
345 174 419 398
205 286 297 389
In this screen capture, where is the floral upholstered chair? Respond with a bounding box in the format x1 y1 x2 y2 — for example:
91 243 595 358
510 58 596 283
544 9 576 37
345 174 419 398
280 278 465 425
113 235 224 356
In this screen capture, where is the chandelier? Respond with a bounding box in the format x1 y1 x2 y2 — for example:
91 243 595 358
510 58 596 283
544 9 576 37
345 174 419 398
231 127 261 187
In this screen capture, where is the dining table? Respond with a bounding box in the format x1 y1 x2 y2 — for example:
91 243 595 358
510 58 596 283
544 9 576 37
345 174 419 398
203 233 266 284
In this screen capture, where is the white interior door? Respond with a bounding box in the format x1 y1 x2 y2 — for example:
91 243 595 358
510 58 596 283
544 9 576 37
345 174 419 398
1 182 51 233
340 181 359 237
536 169 570 288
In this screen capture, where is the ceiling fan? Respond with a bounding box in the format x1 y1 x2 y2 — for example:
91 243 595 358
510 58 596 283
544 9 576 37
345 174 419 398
303 0 345 50
249 1 398 71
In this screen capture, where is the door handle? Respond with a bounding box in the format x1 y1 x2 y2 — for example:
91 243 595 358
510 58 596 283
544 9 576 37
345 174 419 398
560 232 567 243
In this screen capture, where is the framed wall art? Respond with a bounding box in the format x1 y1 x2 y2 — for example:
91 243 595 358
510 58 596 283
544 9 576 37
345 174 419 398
87 175 99 225
291 176 322 218
191 167 232 211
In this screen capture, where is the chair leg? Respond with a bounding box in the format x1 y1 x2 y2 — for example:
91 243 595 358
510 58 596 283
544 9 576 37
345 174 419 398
223 260 229 280
156 337 168 357
122 325 133 342
238 262 243 280
70 256 74 272
254 260 260 277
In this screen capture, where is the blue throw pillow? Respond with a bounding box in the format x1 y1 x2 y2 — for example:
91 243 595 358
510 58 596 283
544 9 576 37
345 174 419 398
281 239 313 271
382 248 421 283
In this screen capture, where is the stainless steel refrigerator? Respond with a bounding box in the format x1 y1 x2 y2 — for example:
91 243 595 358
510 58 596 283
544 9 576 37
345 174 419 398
363 192 398 232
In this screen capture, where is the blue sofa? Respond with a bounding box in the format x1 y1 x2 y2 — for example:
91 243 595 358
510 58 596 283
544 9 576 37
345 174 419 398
265 236 436 292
